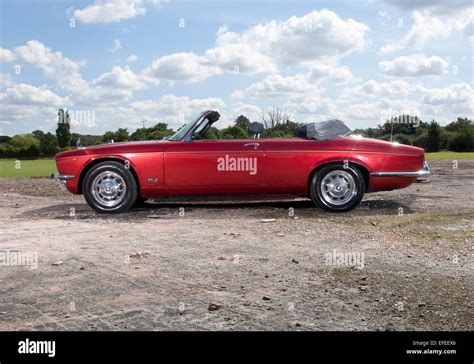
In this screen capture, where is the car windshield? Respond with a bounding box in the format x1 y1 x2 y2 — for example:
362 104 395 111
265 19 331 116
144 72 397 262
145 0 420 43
167 113 204 141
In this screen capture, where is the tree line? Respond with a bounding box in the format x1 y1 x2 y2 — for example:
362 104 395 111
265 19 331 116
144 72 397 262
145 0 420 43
0 110 472 158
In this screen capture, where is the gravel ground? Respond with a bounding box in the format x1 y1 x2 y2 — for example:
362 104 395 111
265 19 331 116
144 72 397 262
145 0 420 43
0 160 472 331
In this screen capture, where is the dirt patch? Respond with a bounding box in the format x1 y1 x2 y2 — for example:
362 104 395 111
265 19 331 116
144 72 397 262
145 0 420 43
0 160 472 330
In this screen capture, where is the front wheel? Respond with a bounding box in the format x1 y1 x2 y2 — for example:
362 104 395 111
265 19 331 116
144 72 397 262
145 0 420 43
310 163 365 212
83 161 137 213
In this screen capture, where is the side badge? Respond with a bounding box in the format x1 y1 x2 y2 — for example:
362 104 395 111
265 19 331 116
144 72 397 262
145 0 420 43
148 178 158 183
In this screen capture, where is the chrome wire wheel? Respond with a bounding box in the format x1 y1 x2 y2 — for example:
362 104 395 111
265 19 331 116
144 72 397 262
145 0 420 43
320 170 357 206
90 171 127 207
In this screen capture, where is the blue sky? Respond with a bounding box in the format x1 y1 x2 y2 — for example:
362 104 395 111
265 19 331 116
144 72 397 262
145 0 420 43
0 0 472 136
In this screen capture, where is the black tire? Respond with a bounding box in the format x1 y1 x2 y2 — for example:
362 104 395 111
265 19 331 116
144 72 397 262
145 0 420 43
83 161 137 213
310 163 365 212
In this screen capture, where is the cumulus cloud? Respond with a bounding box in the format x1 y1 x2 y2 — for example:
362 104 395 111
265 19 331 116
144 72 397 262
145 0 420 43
94 66 146 90
421 82 473 105
73 0 146 24
0 48 16 63
0 83 69 106
142 9 369 84
380 54 449 77
125 54 138 63
141 52 222 84
341 79 415 99
380 8 473 54
10 40 88 95
306 63 354 84
130 95 226 128
0 73 14 88
232 74 323 99
284 96 339 116
0 40 146 107
108 38 122 52
231 102 263 122
344 97 422 125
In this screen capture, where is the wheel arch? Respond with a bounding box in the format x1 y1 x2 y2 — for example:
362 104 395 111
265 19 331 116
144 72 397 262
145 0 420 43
308 160 370 194
78 157 140 195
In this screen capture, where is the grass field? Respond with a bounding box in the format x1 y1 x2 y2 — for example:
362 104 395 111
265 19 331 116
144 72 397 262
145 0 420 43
0 151 473 177
425 151 474 160
0 159 57 177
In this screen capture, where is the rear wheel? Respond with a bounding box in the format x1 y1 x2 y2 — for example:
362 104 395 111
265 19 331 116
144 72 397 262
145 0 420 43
83 161 137 213
310 163 365 212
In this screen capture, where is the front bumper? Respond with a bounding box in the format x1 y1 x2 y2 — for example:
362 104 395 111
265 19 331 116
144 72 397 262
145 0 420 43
51 172 75 182
371 161 430 178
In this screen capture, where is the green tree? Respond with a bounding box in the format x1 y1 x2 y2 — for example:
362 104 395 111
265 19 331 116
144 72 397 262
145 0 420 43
148 123 174 140
220 125 249 139
130 123 174 141
56 109 71 148
102 131 116 143
10 134 41 157
114 128 130 142
32 130 60 156
234 115 251 130
205 126 220 139
447 119 474 152
426 120 441 152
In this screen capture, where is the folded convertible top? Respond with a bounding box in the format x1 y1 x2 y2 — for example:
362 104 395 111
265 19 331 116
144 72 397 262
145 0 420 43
299 119 352 140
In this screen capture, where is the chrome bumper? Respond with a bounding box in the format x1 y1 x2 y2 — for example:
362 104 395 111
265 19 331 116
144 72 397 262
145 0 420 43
51 172 74 181
371 161 430 178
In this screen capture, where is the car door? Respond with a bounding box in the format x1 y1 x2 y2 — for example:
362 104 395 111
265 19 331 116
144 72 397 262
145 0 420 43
164 139 265 187
260 139 316 188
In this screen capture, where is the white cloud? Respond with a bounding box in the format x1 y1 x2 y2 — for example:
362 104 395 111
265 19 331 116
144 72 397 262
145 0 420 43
142 52 222 83
421 82 473 105
0 83 69 106
341 79 414 99
285 97 338 116
94 66 146 90
344 97 422 124
131 95 226 128
380 9 473 53
73 0 146 24
306 63 354 84
232 74 322 99
108 38 122 52
202 26 277 74
12 40 88 94
125 54 138 62
141 9 369 83
1 41 142 105
0 48 16 63
0 73 14 88
231 102 263 122
0 105 56 126
256 9 369 65
380 54 449 77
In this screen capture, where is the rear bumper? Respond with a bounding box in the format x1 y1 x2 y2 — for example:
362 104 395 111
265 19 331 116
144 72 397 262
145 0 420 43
371 161 430 178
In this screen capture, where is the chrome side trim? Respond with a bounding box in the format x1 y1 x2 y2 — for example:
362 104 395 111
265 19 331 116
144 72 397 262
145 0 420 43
51 172 75 181
371 161 430 177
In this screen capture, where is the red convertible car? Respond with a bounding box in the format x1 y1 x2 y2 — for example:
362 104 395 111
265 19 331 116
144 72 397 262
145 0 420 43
53 110 430 213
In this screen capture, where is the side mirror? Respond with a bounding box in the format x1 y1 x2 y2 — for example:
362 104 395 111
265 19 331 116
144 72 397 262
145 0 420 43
248 122 264 139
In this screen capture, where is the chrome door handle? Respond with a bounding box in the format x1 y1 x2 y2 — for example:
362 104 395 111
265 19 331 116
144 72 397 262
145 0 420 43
243 142 260 149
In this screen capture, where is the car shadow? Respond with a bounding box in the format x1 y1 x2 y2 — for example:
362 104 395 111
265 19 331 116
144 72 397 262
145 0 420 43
21 197 414 221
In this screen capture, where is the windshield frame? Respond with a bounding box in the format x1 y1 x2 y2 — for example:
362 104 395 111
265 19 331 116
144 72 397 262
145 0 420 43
166 113 205 141
167 111 217 141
